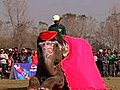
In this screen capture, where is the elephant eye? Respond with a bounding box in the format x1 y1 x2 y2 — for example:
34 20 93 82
55 43 59 47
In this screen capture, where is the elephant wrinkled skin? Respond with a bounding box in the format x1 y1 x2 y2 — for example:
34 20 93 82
28 34 69 90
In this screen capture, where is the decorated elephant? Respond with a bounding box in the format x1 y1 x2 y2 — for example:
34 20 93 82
28 31 69 90
28 31 107 90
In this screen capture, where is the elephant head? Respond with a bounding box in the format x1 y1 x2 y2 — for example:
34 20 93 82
37 31 68 76
38 41 63 75
28 31 69 90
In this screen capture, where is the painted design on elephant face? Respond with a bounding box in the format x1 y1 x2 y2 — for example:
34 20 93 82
39 41 62 59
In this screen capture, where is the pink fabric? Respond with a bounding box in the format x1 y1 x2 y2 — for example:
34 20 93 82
61 36 107 90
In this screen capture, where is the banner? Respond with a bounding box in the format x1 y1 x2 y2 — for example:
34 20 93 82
12 63 37 80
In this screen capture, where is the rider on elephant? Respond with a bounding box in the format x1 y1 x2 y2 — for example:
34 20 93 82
48 14 67 35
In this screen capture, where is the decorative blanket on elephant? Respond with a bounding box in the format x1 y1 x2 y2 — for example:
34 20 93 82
61 35 107 90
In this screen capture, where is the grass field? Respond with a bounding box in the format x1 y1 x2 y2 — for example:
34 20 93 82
0 77 120 90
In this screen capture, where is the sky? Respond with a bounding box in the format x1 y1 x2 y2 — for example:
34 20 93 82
0 0 120 25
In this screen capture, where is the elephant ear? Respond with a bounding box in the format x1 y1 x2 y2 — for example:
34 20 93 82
39 31 58 41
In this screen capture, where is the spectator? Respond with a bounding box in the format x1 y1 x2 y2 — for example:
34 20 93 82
114 51 120 76
27 52 32 63
0 64 2 78
7 54 13 72
93 52 98 62
13 49 20 63
97 49 104 76
19 48 28 63
117 53 120 76
0 49 8 78
107 52 116 76
32 50 38 64
102 51 109 77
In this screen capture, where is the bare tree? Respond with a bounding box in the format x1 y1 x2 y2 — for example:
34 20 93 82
104 9 120 51
62 13 91 37
62 13 99 46
3 0 32 49
62 13 77 36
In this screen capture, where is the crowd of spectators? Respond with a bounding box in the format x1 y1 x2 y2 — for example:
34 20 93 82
0 47 120 79
0 47 38 79
93 49 120 77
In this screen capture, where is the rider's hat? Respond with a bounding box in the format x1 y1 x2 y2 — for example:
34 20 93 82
53 15 61 21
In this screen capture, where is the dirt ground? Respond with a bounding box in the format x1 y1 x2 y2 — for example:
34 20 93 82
0 77 120 90
103 77 120 90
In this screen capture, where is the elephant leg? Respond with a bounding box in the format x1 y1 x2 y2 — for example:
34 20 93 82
28 77 40 90
40 74 65 90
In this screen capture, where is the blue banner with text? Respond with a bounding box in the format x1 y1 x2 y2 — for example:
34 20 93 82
13 63 37 80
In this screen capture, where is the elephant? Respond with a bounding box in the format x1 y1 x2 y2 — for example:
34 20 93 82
28 31 107 90
28 31 69 90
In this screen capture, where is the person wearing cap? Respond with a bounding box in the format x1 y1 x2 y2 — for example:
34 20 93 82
48 14 67 35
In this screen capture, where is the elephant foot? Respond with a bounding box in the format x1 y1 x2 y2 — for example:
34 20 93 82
28 77 40 90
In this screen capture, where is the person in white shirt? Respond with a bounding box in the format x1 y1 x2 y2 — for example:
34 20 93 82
0 49 8 78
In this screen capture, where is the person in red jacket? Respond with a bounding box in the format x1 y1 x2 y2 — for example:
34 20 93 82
32 50 38 64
